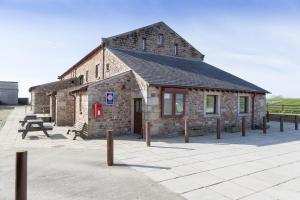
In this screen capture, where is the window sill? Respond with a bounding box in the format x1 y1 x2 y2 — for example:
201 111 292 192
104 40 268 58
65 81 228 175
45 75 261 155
161 114 184 119
238 113 250 117
204 113 220 118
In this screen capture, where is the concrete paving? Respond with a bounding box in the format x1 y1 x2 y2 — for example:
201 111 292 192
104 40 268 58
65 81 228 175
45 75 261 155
2 106 300 199
0 107 183 200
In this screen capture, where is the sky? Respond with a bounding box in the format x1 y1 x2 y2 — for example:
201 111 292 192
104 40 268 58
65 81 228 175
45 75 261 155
0 0 299 98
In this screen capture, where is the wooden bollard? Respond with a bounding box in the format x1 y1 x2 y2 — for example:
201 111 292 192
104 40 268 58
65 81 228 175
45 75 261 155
107 130 113 166
295 115 298 130
216 118 221 139
280 116 284 132
263 116 267 134
266 111 270 122
146 121 151 147
184 119 189 143
15 151 27 200
241 117 246 136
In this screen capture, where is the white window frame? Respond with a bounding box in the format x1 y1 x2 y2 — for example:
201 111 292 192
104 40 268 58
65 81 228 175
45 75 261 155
238 94 251 116
204 92 221 117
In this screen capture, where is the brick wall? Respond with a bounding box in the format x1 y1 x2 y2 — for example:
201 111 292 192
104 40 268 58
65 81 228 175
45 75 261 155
105 22 203 60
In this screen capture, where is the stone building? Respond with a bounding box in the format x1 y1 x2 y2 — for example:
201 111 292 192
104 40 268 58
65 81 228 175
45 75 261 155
0 81 18 105
30 21 269 138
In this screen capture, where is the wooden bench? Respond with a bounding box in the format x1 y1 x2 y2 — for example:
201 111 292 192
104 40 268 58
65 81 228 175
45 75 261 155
67 122 88 140
19 115 38 126
18 119 53 139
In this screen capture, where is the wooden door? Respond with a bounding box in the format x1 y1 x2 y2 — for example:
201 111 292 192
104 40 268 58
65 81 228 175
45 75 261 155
134 98 143 135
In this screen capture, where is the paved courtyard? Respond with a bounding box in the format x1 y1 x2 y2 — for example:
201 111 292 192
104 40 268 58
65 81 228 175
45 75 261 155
2 107 300 199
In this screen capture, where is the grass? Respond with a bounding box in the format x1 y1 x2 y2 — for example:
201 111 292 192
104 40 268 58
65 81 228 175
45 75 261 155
0 106 14 129
267 97 300 115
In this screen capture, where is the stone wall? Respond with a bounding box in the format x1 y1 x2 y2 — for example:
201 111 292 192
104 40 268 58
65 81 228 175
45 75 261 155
74 92 89 124
30 77 80 114
105 22 204 60
86 72 133 138
60 48 131 84
31 91 50 114
49 95 56 122
146 86 266 136
61 49 101 82
55 90 75 126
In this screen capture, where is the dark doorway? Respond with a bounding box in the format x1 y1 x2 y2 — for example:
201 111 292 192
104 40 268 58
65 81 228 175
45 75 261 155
134 98 143 135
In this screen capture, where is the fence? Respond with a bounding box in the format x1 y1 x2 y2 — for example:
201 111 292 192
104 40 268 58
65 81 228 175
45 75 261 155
267 104 300 115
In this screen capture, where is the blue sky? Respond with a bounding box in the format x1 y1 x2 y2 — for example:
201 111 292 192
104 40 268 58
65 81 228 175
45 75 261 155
0 0 299 98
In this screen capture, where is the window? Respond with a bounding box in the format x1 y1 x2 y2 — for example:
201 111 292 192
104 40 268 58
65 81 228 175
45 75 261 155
206 95 217 114
142 38 146 50
158 34 164 45
79 94 82 114
79 75 84 85
162 89 185 117
175 93 184 115
85 71 89 82
174 44 178 55
106 64 110 71
163 93 173 115
95 64 99 78
239 96 249 113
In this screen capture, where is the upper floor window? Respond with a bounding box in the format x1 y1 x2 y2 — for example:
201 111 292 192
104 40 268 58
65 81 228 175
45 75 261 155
95 64 99 78
158 34 164 46
174 44 178 56
79 93 82 114
85 71 89 83
79 75 84 85
142 38 146 50
106 64 110 71
239 96 249 113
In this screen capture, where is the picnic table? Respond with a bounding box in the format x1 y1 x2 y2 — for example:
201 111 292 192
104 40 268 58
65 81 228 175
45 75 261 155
19 114 38 126
18 119 53 139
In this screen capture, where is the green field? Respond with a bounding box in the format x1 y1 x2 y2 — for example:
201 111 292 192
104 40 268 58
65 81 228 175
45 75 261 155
267 97 300 115
0 106 14 129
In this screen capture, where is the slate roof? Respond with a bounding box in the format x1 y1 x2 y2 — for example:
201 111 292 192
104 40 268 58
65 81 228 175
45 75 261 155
29 77 80 92
109 48 268 94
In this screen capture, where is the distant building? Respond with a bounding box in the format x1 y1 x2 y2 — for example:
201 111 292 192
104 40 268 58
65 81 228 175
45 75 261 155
0 81 18 105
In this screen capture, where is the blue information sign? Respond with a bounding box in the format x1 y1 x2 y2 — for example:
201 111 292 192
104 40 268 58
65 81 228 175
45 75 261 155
106 92 114 105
